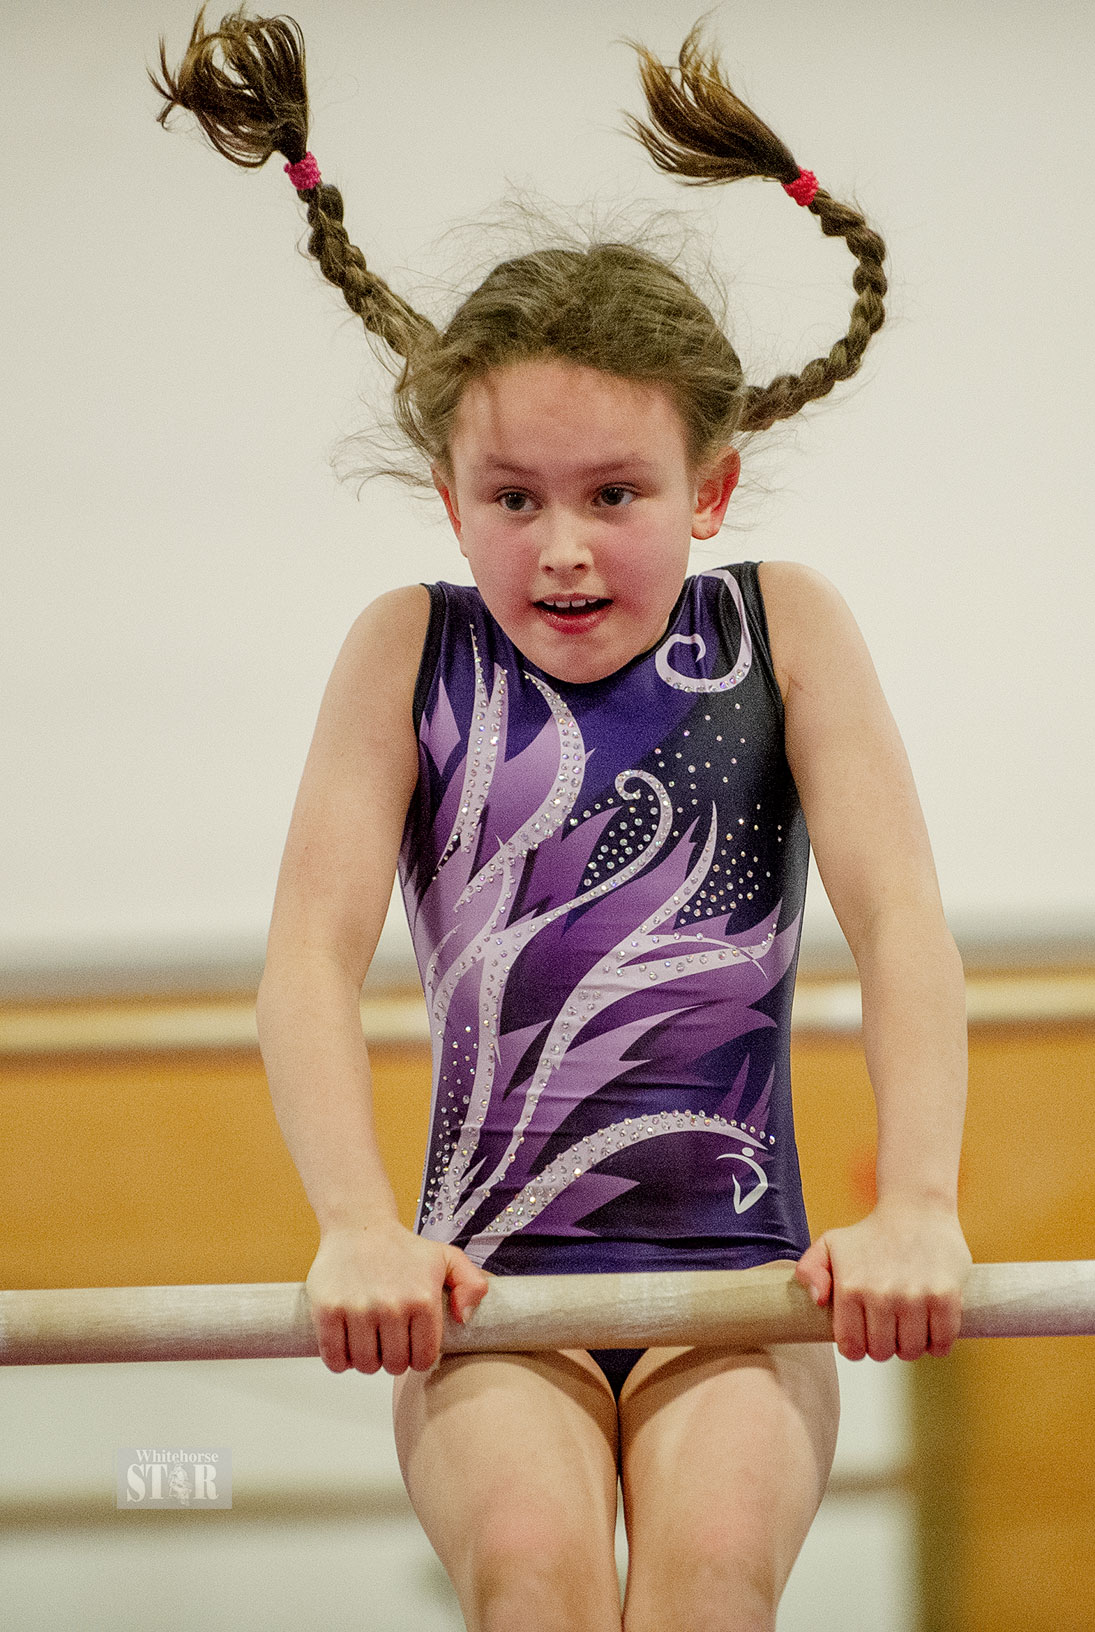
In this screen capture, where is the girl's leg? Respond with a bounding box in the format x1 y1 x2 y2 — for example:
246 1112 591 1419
392 1348 624 1632
617 1342 839 1632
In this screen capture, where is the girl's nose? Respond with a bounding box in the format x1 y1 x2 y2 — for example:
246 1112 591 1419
538 512 594 572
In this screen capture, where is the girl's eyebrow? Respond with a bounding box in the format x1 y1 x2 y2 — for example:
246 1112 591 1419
478 455 660 479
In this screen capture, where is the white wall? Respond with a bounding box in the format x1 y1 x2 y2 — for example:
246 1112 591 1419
3 0 1093 988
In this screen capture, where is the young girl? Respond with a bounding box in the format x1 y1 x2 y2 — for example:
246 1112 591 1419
154 12 971 1629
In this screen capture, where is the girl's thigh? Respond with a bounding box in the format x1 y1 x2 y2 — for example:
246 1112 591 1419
392 1348 623 1632
617 1342 839 1632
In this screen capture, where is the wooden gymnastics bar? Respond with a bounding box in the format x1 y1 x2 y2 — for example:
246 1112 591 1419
2 1261 1094 1366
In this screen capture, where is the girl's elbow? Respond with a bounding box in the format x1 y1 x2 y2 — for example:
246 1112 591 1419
257 937 361 1018
852 893 962 973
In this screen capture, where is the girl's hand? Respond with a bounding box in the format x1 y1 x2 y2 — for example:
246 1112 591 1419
794 1199 972 1361
305 1221 491 1375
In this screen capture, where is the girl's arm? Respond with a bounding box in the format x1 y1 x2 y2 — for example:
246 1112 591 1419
255 585 489 1374
758 561 972 1362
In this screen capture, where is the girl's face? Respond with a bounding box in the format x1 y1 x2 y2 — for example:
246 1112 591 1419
433 358 739 684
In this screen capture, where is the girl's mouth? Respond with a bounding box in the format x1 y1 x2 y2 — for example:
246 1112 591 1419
534 595 612 628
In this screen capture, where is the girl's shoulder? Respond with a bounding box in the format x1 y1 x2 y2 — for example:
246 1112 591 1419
345 582 433 648
755 558 843 610
755 560 862 702
322 584 432 732
339 583 433 672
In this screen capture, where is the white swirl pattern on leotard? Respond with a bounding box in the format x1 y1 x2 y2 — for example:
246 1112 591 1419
655 568 753 692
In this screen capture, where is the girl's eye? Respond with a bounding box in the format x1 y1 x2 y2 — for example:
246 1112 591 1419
598 486 635 508
498 491 533 513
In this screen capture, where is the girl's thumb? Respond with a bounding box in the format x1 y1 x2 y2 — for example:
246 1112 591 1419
447 1252 490 1323
794 1237 833 1307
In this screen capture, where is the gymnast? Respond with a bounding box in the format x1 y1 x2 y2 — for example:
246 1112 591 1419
154 11 972 1629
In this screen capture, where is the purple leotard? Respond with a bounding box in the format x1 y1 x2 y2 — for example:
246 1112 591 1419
398 563 812 1337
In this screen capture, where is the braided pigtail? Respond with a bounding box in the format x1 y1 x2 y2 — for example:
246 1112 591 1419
627 26 887 432
150 6 436 361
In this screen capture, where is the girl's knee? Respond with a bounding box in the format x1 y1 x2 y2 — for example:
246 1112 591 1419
477 1500 564 1565
624 1535 779 1632
626 1600 773 1632
473 1497 597 1582
625 1580 774 1632
468 1501 619 1630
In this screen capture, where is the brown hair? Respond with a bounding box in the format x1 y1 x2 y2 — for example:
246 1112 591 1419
152 9 887 474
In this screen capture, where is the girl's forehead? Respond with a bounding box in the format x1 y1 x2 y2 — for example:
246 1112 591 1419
450 359 689 463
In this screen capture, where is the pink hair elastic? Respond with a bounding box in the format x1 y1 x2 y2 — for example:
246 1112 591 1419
284 152 321 190
782 169 818 207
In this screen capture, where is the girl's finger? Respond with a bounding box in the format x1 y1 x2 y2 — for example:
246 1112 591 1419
927 1293 962 1358
794 1238 833 1307
408 1303 443 1372
375 1313 411 1376
312 1305 352 1374
863 1299 898 1363
894 1303 929 1362
344 1311 382 1375
446 1251 491 1322
832 1291 869 1362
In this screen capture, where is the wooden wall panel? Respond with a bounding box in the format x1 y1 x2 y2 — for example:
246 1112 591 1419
938 1029 1095 1632
788 1024 1095 1632
0 1042 433 1289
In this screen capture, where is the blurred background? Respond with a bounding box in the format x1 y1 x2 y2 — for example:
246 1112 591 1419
1 1 1092 1627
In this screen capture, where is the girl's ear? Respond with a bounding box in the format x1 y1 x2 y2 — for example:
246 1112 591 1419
432 467 464 545
691 447 740 540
